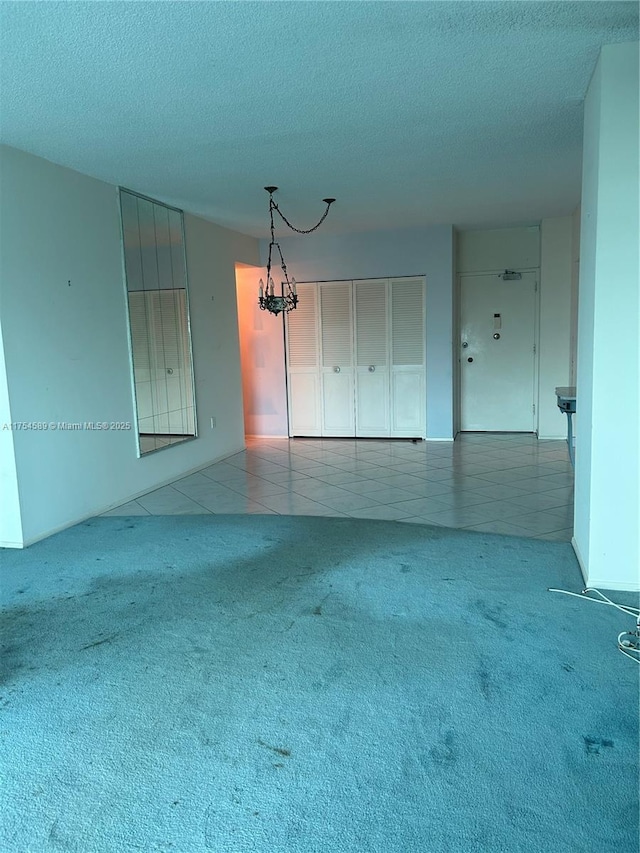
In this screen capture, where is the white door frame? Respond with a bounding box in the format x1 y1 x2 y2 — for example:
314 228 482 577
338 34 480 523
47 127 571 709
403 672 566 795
455 268 541 434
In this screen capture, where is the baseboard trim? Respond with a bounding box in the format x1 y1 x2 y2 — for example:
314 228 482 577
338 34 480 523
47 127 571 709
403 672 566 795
571 536 588 586
245 434 289 439
16 445 246 549
0 539 24 549
425 437 455 442
585 579 640 593
571 536 640 592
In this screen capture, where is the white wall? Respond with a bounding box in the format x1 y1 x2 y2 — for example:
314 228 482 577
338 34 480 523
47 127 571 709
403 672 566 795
569 206 581 386
235 264 288 437
456 227 540 273
538 217 573 439
266 226 455 439
0 145 259 546
0 320 23 547
574 42 639 591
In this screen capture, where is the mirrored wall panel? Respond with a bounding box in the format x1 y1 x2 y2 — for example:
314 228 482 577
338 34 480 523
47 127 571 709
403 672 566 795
119 189 197 455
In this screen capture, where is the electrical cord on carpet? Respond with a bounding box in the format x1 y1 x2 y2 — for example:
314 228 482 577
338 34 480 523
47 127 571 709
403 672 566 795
548 587 640 663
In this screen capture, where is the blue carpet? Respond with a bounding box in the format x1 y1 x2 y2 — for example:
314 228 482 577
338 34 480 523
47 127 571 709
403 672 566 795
1 515 638 852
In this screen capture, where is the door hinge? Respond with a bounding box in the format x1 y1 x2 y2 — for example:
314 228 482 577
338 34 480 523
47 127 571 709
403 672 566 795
533 403 536 414
535 281 538 292
533 344 536 354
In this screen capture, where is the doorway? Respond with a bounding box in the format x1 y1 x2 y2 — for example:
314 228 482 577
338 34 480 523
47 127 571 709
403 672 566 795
459 271 537 431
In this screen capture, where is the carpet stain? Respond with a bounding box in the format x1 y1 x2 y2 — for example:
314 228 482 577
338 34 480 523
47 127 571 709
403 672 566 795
312 592 332 616
477 663 498 701
400 564 412 574
475 599 508 629
203 804 216 850
258 739 291 758
429 730 458 766
583 736 614 755
79 634 118 651
562 663 575 672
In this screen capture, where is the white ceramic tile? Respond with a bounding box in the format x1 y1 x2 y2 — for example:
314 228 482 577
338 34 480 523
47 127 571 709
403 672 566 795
503 510 574 534
258 493 338 515
347 505 415 521
388 496 452 516
398 516 446 526
223 479 288 499
417 505 508 528
136 487 212 515
340 482 417 502
314 492 384 513
425 490 495 509
199 464 255 483
512 477 572 494
101 500 151 517
473 466 546 483
463 520 543 537
508 492 574 512
106 434 575 541
469 483 530 500
534 528 573 541
173 480 242 502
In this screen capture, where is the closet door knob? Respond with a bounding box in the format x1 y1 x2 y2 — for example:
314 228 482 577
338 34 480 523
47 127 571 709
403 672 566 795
368 365 375 372
334 366 341 373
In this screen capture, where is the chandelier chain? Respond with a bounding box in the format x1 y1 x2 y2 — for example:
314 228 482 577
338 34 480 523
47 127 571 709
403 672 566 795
270 198 333 235
259 187 335 315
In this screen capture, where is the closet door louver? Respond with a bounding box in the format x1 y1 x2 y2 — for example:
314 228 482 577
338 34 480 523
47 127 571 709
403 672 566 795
319 282 355 435
390 277 426 435
285 283 321 435
391 278 425 366
287 283 319 368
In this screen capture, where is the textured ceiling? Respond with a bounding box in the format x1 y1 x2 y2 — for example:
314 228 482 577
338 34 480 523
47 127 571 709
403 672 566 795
1 1 638 236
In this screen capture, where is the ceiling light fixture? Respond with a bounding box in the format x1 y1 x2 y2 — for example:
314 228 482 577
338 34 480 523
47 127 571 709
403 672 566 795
258 186 335 316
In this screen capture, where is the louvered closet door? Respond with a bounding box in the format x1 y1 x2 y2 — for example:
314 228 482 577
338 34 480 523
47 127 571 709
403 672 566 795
285 283 321 436
390 277 426 436
319 281 355 435
354 279 390 436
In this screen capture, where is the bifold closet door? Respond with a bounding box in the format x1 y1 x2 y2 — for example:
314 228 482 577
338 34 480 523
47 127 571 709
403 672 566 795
354 279 390 436
319 281 355 436
390 277 426 436
286 277 426 438
285 282 321 436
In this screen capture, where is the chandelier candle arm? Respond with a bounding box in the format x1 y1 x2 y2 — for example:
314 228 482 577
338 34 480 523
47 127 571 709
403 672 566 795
258 187 335 316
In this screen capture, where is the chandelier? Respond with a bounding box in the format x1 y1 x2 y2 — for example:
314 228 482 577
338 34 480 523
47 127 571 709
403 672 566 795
258 186 335 316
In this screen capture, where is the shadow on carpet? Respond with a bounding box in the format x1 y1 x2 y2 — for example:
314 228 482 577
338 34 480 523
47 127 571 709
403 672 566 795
1 515 638 853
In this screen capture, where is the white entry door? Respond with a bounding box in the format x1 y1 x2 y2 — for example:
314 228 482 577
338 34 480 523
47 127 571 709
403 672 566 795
460 272 537 431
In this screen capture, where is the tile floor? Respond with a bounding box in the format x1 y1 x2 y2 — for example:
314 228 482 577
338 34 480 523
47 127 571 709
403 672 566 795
103 433 575 541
